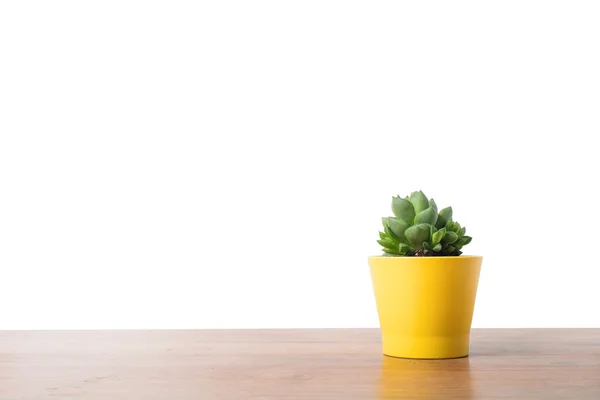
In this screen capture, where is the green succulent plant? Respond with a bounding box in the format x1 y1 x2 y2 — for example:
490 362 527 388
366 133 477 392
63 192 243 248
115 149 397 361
377 190 472 256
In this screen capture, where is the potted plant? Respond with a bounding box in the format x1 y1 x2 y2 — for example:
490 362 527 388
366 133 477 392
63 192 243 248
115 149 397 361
369 190 482 359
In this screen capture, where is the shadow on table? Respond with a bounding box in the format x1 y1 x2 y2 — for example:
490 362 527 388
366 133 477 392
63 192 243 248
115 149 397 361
377 355 473 399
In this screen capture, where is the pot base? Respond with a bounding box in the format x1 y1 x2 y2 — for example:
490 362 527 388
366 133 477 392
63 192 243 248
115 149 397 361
382 333 470 359
383 354 469 360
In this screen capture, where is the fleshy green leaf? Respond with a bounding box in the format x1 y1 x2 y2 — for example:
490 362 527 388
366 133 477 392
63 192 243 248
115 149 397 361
378 239 397 250
429 198 438 213
388 218 409 240
414 207 438 225
383 224 401 244
446 220 460 232
433 243 442 252
382 217 391 229
398 243 411 254
431 227 446 246
436 206 453 229
383 247 400 255
440 206 453 221
404 223 432 249
409 191 429 214
423 241 432 251
382 218 400 243
391 196 415 223
458 226 466 237
455 236 472 247
442 231 458 244
378 232 387 240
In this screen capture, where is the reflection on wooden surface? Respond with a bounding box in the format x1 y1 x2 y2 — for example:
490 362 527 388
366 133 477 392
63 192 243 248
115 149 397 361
378 355 472 399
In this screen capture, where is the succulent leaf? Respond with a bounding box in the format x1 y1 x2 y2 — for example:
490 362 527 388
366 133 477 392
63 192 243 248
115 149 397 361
414 207 438 225
455 236 472 247
405 223 431 249
381 218 399 242
388 218 409 240
446 220 459 231
383 225 402 244
409 191 429 214
378 239 397 250
398 243 411 254
431 227 446 246
436 207 453 229
391 196 416 223
433 243 442 252
429 198 438 213
442 231 458 244
382 217 390 228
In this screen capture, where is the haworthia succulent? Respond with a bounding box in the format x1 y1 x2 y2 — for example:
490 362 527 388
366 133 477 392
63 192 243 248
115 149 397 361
377 191 472 256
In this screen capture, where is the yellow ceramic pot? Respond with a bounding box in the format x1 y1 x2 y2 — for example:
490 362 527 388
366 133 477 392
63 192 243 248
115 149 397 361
369 256 482 359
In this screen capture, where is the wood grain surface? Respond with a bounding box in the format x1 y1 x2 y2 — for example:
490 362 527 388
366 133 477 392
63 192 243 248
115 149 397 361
1 329 599 399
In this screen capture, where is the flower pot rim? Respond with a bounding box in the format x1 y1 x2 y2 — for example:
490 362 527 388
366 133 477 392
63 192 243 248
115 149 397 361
369 255 482 259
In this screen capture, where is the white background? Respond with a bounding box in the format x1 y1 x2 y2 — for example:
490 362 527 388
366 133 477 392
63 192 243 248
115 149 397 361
1 1 599 329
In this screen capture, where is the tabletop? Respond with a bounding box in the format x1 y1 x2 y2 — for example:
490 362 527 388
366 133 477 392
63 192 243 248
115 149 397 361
1 329 599 399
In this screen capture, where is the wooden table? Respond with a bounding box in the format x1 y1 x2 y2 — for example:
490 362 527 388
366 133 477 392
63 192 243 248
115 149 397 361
1 329 599 399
